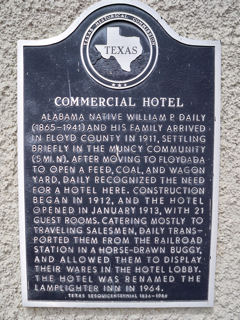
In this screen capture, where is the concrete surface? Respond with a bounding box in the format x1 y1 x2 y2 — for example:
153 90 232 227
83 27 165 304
0 0 239 319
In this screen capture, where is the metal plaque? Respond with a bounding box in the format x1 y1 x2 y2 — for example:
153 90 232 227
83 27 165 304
18 0 221 308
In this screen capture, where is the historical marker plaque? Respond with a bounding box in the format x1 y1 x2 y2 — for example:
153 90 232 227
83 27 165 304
18 0 220 308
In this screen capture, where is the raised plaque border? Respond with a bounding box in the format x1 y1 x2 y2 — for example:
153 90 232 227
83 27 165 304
17 0 221 308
